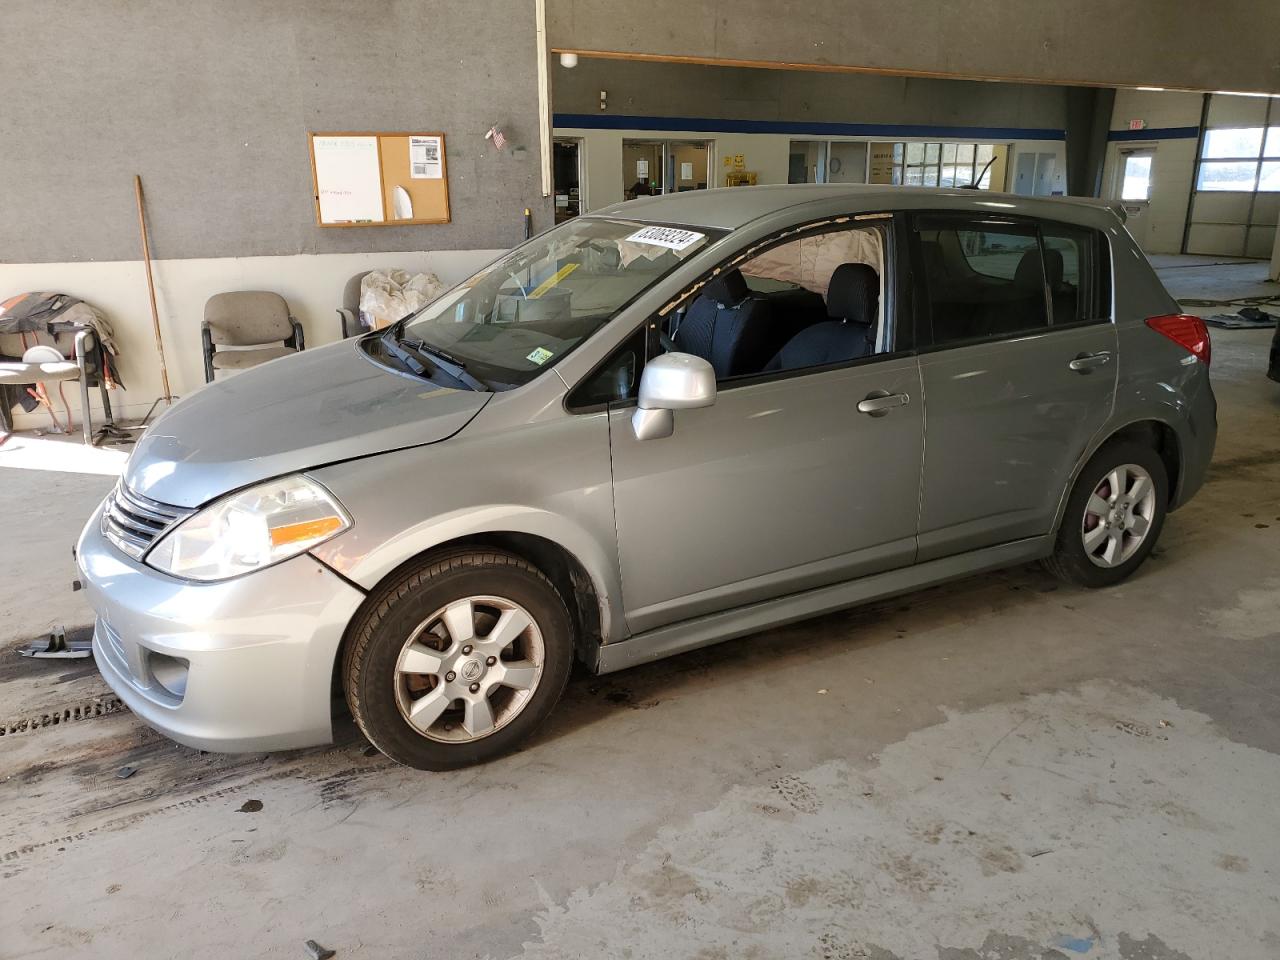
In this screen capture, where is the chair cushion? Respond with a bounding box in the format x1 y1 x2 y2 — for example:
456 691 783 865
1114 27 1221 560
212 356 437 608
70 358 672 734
0 360 81 384
210 346 296 370
205 291 293 345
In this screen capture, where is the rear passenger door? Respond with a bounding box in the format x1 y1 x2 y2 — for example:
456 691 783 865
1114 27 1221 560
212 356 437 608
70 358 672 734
911 215 1117 561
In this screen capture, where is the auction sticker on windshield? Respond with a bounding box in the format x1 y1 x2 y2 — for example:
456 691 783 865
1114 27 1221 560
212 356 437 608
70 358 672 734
625 226 706 251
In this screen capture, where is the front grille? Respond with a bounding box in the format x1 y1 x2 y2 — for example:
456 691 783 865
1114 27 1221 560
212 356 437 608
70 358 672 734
101 483 192 560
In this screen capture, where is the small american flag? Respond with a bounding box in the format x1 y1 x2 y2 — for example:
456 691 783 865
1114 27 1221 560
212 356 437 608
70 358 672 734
485 126 507 151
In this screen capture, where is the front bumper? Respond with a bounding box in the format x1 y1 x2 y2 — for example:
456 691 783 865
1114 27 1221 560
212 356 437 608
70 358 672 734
77 502 366 752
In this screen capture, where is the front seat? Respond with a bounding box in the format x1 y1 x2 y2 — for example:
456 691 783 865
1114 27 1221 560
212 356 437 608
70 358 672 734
673 269 773 378
764 262 878 372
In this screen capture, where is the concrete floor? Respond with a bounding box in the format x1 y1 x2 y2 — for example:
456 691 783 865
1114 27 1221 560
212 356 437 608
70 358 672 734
1 259 1278 959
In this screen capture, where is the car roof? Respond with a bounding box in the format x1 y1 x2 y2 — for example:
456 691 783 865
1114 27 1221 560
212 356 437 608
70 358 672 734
591 183 1122 232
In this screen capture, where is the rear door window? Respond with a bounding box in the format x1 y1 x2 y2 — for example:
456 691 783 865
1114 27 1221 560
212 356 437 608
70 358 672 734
915 216 1111 348
915 218 1048 346
1041 223 1111 325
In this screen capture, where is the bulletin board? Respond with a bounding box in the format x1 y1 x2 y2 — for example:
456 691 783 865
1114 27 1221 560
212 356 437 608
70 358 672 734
309 132 451 227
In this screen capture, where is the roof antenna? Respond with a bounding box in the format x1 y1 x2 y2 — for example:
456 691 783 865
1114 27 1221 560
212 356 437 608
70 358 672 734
961 156 998 190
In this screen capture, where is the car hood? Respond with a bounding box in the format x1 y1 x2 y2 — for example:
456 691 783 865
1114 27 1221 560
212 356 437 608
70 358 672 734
123 340 491 507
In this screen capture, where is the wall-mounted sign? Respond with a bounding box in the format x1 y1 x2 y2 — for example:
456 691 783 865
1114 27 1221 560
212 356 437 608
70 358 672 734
636 159 649 178
1129 119 1147 131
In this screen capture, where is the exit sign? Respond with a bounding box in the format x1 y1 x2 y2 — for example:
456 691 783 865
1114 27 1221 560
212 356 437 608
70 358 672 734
1129 119 1147 130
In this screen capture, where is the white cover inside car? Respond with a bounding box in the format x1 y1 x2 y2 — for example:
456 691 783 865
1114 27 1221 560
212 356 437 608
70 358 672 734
741 227 884 301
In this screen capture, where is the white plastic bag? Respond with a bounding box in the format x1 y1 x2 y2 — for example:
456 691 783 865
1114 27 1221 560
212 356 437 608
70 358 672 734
359 269 445 329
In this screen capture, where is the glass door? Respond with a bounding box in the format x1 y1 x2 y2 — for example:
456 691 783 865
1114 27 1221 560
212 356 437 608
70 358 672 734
1112 147 1155 247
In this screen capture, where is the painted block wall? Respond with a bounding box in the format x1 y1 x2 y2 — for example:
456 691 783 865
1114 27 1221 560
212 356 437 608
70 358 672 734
1099 90 1204 254
0 251 498 432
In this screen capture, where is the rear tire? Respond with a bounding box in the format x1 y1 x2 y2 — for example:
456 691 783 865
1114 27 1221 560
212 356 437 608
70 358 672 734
1044 440 1168 588
342 549 573 770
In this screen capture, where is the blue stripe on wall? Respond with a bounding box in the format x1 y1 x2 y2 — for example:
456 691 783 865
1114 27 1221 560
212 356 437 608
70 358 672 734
1107 126 1200 142
553 113 1066 141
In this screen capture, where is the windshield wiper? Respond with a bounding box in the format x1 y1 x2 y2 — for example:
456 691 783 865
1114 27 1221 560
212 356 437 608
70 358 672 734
382 329 490 392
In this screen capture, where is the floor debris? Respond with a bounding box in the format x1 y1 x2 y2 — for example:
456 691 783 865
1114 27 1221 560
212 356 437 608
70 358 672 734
303 939 336 960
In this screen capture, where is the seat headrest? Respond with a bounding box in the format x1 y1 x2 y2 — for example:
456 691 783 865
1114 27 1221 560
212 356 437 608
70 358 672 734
1014 250 1045 290
826 263 879 326
702 268 749 306
1042 248 1065 288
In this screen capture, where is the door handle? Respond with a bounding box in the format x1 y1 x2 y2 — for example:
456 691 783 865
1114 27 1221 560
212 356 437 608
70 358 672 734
1068 351 1112 373
857 391 910 417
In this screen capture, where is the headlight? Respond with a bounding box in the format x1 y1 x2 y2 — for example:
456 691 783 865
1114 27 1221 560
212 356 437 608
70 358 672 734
146 475 350 582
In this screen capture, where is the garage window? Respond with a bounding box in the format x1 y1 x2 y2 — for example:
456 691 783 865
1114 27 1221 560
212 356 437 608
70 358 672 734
1197 126 1280 191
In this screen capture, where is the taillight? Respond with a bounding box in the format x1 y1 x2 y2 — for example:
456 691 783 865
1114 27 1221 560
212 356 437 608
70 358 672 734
1146 314 1211 366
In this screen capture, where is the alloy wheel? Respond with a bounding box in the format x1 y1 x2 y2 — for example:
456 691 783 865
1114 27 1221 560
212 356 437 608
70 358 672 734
1081 463 1158 569
393 595 545 743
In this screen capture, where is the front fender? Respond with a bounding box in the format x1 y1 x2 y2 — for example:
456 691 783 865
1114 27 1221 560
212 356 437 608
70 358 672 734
306 412 623 643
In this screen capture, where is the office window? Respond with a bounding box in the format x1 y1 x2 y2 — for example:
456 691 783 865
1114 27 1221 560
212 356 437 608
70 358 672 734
888 142 1000 190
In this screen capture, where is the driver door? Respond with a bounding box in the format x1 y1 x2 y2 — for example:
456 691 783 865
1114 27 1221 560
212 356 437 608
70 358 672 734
605 218 923 634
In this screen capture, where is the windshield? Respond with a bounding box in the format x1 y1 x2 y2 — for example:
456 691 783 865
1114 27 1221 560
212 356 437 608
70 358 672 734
378 218 720 390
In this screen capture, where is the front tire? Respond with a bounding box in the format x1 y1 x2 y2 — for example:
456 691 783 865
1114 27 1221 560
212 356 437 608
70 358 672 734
1044 440 1168 588
342 549 574 770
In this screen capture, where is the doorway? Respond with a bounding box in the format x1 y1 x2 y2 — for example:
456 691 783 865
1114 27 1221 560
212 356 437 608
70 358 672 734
1014 152 1060 197
553 139 583 222
1111 147 1155 247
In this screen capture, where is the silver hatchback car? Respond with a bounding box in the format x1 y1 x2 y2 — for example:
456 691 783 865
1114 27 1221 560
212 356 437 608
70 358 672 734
78 185 1216 769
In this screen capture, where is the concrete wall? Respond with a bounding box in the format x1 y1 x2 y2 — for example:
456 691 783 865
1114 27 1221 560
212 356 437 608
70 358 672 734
0 0 549 264
1099 90 1204 254
547 0 1280 95
1 0 550 431
555 59 1070 130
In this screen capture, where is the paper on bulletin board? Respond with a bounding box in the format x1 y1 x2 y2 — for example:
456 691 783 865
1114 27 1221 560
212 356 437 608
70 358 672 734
313 135 384 223
680 162 693 180
636 160 648 178
410 135 443 179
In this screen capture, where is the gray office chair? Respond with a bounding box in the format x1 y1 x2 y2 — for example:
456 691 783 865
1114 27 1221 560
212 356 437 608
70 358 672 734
337 270 373 338
202 291 304 383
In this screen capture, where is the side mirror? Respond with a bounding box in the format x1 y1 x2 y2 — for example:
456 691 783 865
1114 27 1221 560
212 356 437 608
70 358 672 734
631 352 716 441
